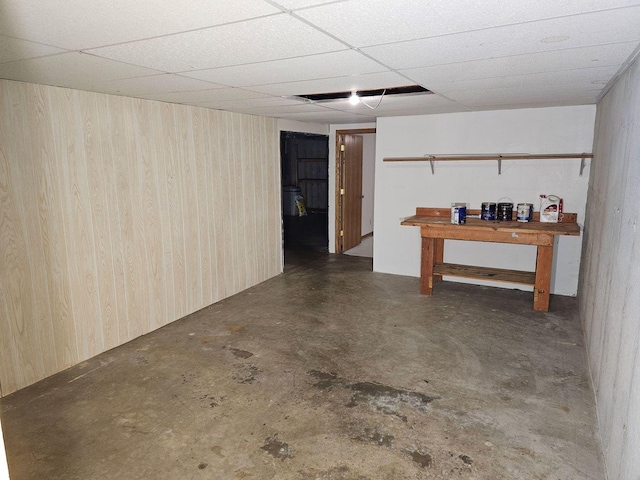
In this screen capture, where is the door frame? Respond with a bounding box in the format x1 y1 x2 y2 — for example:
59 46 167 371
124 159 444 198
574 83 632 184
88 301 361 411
334 128 376 253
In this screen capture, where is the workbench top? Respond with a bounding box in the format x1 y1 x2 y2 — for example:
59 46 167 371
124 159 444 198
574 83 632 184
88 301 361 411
401 215 580 236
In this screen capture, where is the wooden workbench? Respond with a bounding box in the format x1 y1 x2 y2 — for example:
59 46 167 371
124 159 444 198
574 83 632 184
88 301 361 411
401 207 581 311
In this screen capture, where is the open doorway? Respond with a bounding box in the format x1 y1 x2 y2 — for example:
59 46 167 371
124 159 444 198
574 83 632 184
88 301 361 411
335 128 376 258
281 131 329 264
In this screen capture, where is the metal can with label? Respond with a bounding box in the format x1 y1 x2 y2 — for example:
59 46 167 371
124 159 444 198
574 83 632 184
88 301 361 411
497 202 513 221
516 203 533 222
481 202 497 220
451 205 467 224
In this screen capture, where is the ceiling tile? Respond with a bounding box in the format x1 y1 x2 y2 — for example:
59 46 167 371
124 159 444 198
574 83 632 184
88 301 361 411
138 88 266 104
88 15 346 73
282 109 377 123
0 0 281 50
472 97 600 111
0 52 162 90
0 35 66 64
361 7 640 70
194 96 305 110
92 74 223 96
448 84 603 107
229 103 331 116
0 0 638 123
182 50 386 86
248 71 413 96
271 0 349 9
426 65 621 95
400 42 638 85
297 0 640 47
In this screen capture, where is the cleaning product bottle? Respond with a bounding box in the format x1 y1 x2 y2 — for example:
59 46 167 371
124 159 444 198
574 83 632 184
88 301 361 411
540 194 561 223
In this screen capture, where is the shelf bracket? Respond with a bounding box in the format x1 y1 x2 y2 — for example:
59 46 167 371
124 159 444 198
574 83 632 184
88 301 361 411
497 156 502 175
426 155 435 174
580 155 587 176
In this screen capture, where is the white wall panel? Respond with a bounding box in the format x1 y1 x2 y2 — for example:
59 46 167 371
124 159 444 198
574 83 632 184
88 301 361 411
580 56 640 480
373 106 596 296
0 79 281 395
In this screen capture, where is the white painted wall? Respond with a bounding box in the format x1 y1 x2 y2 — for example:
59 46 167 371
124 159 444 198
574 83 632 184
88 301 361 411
373 106 596 296
362 133 376 236
580 56 640 480
328 123 376 253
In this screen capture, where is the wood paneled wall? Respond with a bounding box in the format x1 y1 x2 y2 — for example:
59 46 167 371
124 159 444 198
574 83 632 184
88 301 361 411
0 80 282 395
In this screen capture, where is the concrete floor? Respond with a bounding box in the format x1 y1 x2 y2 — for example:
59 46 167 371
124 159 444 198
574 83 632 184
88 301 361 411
0 253 605 479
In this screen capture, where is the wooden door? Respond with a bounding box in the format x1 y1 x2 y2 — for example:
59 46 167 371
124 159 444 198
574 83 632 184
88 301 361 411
337 134 363 252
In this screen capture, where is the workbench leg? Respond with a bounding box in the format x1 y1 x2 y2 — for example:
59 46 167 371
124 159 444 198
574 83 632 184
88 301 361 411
421 237 436 295
434 238 444 283
534 245 553 311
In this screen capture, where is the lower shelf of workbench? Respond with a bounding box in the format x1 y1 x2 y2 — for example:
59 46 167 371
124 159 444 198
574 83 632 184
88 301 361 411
433 263 536 286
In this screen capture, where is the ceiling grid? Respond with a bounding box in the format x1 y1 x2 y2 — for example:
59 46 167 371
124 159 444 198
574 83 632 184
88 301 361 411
0 0 639 123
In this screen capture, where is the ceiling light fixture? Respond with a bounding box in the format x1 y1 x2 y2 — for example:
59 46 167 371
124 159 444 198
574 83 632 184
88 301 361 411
349 91 360 105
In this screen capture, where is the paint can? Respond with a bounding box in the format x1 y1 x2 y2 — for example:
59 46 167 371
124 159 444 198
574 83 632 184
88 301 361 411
516 203 533 222
480 202 496 220
497 202 513 221
451 205 467 224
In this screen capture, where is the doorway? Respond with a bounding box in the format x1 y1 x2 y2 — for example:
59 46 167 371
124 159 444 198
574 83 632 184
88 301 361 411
280 131 329 263
335 128 376 256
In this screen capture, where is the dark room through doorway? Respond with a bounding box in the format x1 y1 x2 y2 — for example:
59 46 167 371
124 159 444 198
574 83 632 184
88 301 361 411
280 131 329 263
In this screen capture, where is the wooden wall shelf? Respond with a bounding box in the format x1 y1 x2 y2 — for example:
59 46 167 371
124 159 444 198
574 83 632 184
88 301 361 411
383 153 594 176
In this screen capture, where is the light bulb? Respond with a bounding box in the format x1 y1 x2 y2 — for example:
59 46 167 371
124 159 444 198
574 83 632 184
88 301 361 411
349 91 360 105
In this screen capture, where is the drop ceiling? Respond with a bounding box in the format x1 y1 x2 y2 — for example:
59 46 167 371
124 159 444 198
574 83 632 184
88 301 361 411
1 0 639 124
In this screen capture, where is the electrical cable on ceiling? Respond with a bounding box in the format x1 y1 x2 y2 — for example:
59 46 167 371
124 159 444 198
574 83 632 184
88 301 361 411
357 89 386 110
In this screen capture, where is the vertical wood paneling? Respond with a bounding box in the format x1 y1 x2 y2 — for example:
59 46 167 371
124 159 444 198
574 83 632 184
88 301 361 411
166 105 188 320
113 96 141 341
34 86 77 370
89 94 119 351
20 88 54 379
155 102 177 325
192 108 212 307
181 107 202 312
217 110 235 298
208 110 226 302
265 119 281 275
16 86 46 379
231 113 241 291
136 98 164 332
5 85 45 386
244 117 255 288
102 95 129 346
0 79 282 395
0 86 38 393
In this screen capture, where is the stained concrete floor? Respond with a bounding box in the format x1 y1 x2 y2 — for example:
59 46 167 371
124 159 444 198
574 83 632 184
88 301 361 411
1 253 605 480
